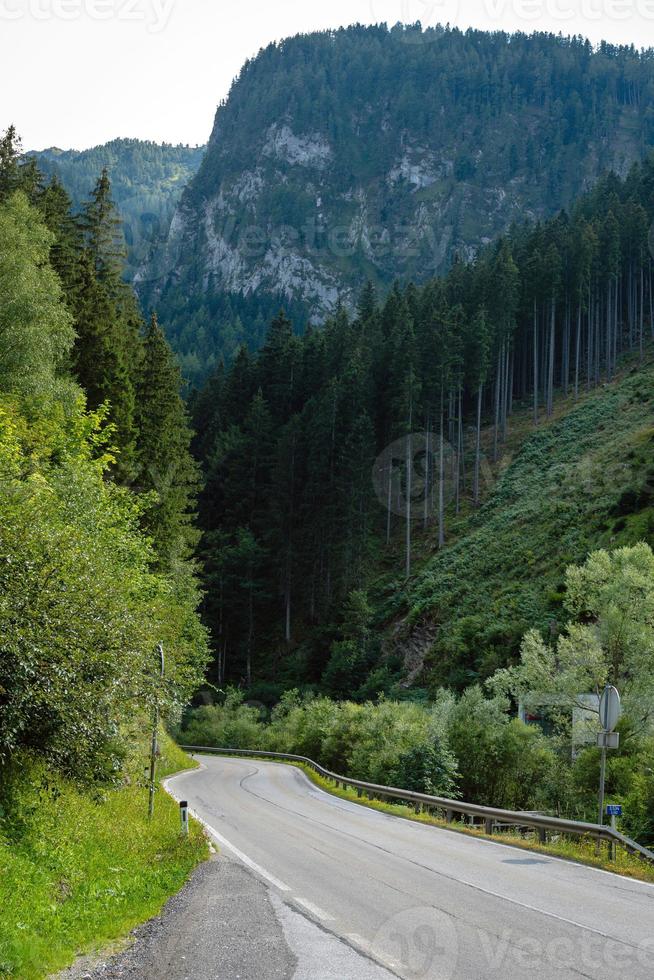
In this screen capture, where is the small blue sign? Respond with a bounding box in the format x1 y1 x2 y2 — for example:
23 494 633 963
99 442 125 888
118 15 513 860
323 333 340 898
606 805 622 817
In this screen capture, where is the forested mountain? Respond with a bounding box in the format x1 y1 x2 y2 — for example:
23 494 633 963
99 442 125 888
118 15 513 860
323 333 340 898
191 155 654 701
147 25 654 380
29 138 205 280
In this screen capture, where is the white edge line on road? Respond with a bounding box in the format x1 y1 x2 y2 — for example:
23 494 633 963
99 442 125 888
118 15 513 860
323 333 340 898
274 758 654 893
177 756 654 893
293 897 335 922
163 772 291 893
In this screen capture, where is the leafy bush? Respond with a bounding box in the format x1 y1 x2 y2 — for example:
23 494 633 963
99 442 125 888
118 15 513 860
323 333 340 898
0 394 208 783
179 692 264 751
444 687 558 810
387 743 459 797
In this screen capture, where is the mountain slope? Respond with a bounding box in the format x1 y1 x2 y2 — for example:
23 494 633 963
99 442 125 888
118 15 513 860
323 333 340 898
148 25 654 378
30 138 205 280
389 356 654 692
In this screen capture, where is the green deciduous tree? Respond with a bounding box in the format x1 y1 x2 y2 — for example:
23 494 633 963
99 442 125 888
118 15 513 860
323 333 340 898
0 193 75 398
492 544 654 730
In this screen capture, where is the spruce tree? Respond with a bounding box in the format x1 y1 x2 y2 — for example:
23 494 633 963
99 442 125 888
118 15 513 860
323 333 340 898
0 126 21 202
73 254 139 481
79 168 127 299
135 312 200 567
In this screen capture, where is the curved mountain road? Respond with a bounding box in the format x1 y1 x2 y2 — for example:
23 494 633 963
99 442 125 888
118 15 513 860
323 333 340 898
166 756 654 979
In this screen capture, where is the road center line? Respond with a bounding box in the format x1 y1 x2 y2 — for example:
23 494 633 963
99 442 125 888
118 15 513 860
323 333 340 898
164 774 292 893
202 762 650 951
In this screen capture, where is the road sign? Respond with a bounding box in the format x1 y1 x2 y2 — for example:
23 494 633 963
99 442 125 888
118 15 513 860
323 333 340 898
598 685 621 829
606 805 622 817
599 685 621 732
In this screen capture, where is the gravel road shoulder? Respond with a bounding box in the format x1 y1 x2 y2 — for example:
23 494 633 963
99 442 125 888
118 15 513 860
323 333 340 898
54 855 394 980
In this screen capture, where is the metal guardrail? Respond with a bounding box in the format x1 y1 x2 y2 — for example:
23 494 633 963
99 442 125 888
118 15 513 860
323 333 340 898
181 745 654 865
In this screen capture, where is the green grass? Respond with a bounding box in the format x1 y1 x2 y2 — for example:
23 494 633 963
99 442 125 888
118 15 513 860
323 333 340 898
0 733 209 979
223 753 654 885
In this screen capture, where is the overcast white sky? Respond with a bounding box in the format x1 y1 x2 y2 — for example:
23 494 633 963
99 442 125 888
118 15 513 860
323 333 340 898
3 0 654 151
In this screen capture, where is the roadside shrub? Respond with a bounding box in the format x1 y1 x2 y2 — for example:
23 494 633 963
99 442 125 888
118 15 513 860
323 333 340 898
447 687 557 810
387 742 459 798
177 690 265 751
0 397 208 785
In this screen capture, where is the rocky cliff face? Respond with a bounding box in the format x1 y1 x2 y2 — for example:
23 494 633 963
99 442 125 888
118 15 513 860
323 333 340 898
145 25 654 379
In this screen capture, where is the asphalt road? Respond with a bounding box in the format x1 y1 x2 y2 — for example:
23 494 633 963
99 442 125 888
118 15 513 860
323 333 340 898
167 756 654 980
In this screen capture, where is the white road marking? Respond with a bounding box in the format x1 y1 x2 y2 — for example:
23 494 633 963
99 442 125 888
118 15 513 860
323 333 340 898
288 760 654 892
166 760 652 959
164 772 291 893
293 897 335 922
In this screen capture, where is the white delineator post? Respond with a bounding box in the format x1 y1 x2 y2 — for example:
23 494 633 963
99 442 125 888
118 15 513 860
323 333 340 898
180 800 189 837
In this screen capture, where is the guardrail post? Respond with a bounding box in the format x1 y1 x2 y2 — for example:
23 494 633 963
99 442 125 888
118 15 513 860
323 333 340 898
538 828 547 845
446 809 454 823
485 818 494 835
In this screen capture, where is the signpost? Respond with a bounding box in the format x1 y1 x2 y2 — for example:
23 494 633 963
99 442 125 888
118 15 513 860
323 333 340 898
597 685 621 830
606 804 623 861
148 642 165 820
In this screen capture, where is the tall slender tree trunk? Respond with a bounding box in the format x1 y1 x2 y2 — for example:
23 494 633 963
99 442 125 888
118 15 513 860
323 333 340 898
284 433 296 644
606 281 612 380
424 419 431 529
493 345 502 461
456 386 464 514
533 299 539 425
547 296 556 417
438 397 445 549
574 303 581 400
474 383 483 507
587 287 592 392
405 392 413 579
640 264 645 362
246 583 254 688
386 459 392 545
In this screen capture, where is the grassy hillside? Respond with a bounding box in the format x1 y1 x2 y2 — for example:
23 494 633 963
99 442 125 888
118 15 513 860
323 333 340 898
388 354 654 691
0 730 208 980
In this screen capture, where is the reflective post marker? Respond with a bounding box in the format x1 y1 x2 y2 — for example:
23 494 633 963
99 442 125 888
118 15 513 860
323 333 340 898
180 800 189 837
